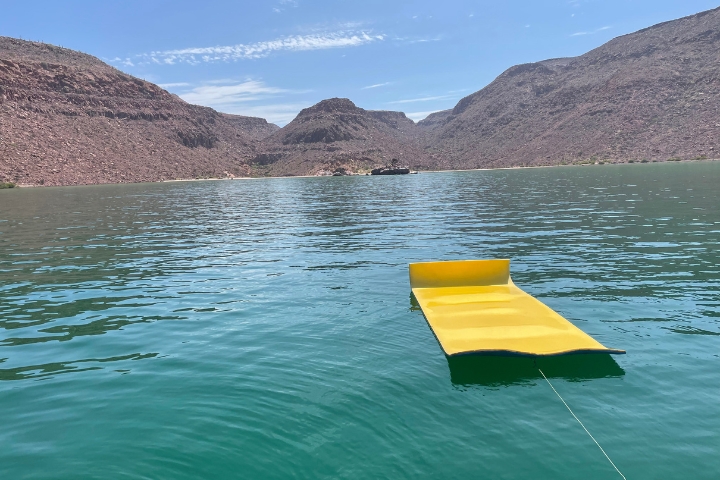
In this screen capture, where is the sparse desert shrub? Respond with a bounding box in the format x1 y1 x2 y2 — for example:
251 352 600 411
0 182 16 189
668 157 682 162
628 159 635 163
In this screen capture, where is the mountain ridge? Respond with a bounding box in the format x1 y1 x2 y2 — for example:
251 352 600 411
2 6 720 185
253 98 437 176
419 6 720 167
0 36 278 186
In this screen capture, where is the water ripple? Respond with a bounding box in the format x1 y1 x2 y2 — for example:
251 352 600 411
0 163 718 479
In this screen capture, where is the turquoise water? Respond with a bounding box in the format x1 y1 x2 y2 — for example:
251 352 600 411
1 162 718 479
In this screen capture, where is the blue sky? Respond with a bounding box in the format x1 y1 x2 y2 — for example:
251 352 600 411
3 1 719 125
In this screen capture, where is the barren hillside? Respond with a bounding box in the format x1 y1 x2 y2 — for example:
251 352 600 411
419 8 720 167
0 37 277 186
254 98 436 176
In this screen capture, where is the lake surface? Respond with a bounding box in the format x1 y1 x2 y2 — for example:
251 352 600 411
1 162 718 479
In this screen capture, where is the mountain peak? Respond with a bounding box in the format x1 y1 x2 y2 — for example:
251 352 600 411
299 98 360 117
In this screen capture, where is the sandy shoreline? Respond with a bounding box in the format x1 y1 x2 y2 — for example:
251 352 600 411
9 158 718 189
165 157 720 182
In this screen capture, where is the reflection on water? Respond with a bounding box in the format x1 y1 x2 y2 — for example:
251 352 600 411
1 314 182 346
408 292 421 311
447 354 625 387
0 352 158 381
0 163 719 479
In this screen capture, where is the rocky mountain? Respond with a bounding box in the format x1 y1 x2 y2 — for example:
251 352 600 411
2 6 720 186
415 110 453 131
253 98 436 176
0 37 277 186
419 8 720 167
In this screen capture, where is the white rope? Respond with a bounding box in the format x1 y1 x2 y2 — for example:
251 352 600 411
538 368 627 480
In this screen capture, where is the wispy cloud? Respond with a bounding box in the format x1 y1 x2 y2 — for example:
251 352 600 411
141 31 385 65
109 57 135 67
157 82 191 89
409 37 442 44
362 82 391 90
405 110 444 122
388 95 455 104
162 80 306 125
394 35 443 45
222 103 307 125
273 0 298 14
571 25 611 36
177 80 291 106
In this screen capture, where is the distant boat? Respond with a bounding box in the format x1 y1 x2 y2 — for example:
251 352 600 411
370 161 410 175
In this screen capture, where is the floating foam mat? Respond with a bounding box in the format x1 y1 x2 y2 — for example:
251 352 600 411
409 259 625 357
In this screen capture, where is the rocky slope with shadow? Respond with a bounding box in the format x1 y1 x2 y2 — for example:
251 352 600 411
0 37 278 186
252 98 436 176
418 7 720 167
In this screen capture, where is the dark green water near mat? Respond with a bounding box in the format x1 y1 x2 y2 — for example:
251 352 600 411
1 162 718 479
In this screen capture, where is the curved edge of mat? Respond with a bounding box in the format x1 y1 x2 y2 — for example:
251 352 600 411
414 307 626 357
445 348 627 358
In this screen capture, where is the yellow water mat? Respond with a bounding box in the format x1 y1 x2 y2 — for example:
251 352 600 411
409 259 625 357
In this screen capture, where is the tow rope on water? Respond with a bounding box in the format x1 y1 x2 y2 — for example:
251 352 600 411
409 259 627 478
538 367 627 479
